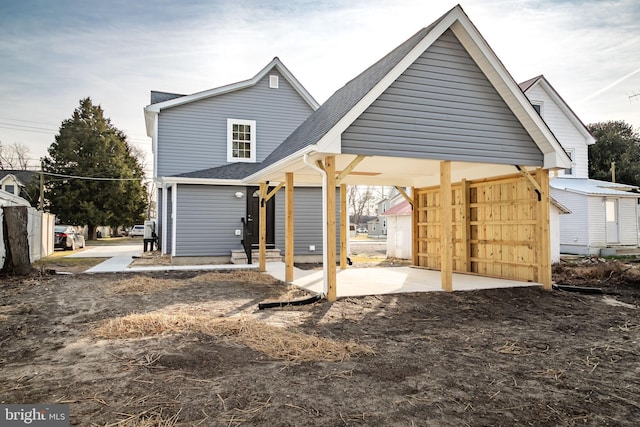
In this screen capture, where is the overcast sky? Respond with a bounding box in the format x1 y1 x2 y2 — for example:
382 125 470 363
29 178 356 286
1 0 639 172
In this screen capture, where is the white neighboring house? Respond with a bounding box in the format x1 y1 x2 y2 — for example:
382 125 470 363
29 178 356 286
0 189 55 264
381 198 412 259
520 75 640 255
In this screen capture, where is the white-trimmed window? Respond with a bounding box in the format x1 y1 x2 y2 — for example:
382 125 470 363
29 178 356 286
269 75 279 89
227 119 256 163
564 149 575 176
531 101 543 117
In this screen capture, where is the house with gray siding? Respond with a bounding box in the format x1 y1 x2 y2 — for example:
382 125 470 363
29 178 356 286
520 75 640 255
145 58 339 262
145 5 577 297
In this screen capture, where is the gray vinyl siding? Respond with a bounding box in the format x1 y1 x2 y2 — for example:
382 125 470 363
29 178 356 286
342 30 543 166
157 70 315 177
275 187 341 256
175 185 245 256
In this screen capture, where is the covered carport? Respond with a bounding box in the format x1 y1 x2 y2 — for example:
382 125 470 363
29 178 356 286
243 5 570 301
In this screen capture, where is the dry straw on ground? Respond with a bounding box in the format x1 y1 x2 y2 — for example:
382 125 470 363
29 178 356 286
108 270 282 295
189 270 281 285
108 276 185 295
94 313 374 362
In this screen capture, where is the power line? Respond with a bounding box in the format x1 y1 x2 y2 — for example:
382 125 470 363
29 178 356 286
43 171 144 181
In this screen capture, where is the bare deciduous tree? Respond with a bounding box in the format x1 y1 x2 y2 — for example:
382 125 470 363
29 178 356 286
348 185 378 227
0 141 31 170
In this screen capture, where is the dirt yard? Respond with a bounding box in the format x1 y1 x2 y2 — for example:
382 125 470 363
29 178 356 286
1 258 639 426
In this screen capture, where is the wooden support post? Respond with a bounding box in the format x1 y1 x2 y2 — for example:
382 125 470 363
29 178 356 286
259 182 267 272
461 179 471 272
535 168 552 289
394 186 414 207
266 182 285 201
440 161 453 292
340 184 347 270
285 173 294 282
411 186 418 266
336 155 366 183
325 156 337 302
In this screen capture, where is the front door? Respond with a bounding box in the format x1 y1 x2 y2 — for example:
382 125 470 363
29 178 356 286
246 186 275 248
605 199 619 244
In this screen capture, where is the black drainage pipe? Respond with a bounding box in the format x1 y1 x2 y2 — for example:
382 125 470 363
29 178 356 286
258 294 322 310
552 284 604 294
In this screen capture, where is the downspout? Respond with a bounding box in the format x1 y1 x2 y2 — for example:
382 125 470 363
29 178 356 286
161 180 168 255
303 153 328 297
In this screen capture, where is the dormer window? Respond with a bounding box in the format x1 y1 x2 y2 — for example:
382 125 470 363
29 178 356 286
531 101 543 117
227 119 256 163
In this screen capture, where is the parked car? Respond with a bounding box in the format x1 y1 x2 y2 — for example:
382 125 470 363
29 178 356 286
129 224 145 237
54 225 85 251
357 228 368 234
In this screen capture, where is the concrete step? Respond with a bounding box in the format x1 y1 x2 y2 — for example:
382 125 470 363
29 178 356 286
231 249 282 264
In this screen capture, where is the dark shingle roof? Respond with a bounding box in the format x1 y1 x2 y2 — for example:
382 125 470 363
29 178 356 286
175 163 262 180
255 17 445 173
0 170 39 185
150 91 186 105
518 75 542 93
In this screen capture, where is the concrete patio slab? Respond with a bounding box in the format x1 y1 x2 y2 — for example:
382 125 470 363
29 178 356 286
76 246 540 297
266 263 540 297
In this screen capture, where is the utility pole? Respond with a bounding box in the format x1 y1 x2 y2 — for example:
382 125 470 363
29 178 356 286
611 161 616 183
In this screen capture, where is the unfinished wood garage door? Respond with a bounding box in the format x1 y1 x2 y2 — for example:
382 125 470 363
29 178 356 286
415 171 548 283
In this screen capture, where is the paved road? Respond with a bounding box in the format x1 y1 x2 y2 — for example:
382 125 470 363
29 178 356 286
350 239 387 256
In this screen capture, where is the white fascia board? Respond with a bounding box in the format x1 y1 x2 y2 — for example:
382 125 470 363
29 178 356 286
315 10 459 154
242 145 318 183
145 58 319 114
531 78 597 145
0 174 15 185
145 79 256 114
449 20 571 170
160 177 245 186
144 109 156 137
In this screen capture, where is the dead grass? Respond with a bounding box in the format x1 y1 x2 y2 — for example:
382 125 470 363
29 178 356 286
109 276 186 295
94 313 374 362
189 270 281 285
108 271 284 296
104 408 179 427
33 256 108 273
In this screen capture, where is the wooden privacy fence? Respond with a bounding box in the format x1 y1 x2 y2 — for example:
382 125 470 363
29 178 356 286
414 170 550 283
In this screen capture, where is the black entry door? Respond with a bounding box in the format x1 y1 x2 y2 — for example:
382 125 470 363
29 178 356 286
246 186 275 248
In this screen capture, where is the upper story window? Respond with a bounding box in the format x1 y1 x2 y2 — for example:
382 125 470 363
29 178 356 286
227 119 256 163
4 184 15 194
564 149 575 176
531 101 543 117
269 75 279 89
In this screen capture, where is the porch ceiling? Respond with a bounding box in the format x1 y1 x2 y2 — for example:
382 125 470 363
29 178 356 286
257 153 534 187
